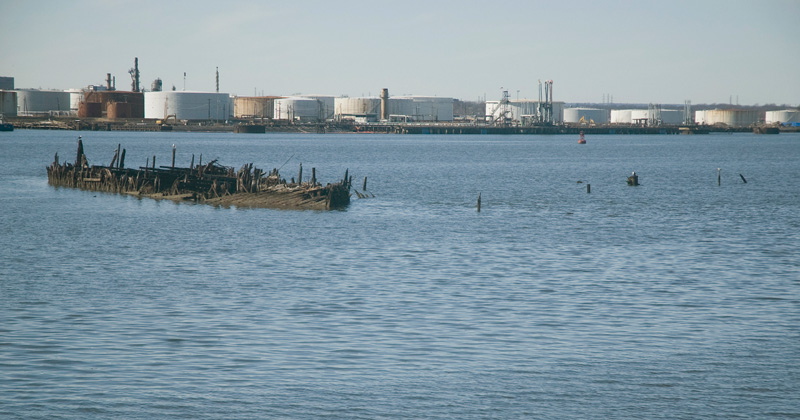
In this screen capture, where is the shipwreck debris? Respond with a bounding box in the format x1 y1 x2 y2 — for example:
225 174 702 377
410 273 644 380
47 138 352 210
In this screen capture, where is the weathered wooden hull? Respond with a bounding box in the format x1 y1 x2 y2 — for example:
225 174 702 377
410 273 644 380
47 140 351 210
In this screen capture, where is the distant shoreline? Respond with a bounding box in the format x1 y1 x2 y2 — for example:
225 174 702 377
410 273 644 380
4 116 796 135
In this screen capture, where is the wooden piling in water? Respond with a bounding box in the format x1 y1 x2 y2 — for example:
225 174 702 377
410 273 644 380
587 184 591 193
363 176 367 191
119 149 126 169
75 138 85 166
740 174 747 183
110 149 119 168
477 192 481 212
172 145 176 169
717 168 721 186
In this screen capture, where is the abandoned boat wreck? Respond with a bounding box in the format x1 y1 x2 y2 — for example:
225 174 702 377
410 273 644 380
47 138 352 210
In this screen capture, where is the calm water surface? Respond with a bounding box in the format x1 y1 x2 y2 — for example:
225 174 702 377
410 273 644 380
1 130 799 419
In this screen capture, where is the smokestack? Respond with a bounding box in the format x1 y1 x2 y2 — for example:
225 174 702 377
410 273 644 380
380 88 389 121
216 67 219 93
134 57 140 92
106 73 112 90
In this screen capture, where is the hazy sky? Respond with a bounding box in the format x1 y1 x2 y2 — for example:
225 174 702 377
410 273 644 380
1 0 798 105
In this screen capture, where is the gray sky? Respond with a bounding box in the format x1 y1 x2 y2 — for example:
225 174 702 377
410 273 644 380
1 0 798 105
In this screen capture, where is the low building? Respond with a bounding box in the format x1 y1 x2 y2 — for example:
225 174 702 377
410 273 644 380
0 90 17 117
0 76 14 90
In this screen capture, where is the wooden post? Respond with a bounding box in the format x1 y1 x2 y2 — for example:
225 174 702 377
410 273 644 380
739 174 747 184
477 192 481 212
171 144 176 169
110 149 118 168
717 168 721 186
153 155 156 170
298 163 303 185
190 154 194 170
119 149 126 169
311 167 316 185
587 184 591 193
363 176 367 191
75 137 84 166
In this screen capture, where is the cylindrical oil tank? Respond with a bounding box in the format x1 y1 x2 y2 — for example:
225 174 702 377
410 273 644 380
78 102 102 118
630 110 649 123
563 108 609 124
107 102 133 119
66 89 83 111
391 96 454 121
388 97 414 119
694 109 762 127
766 110 800 124
145 91 231 120
234 96 279 119
298 95 335 120
15 89 70 115
83 90 144 118
610 109 633 124
0 90 18 117
273 97 323 121
334 97 381 120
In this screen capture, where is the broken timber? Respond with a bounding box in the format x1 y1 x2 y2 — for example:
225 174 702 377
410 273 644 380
47 138 352 210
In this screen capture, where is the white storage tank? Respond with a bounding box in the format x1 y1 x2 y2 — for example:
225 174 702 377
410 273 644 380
766 110 800 124
16 89 70 116
388 97 415 119
234 96 280 119
0 90 17 117
65 89 83 111
694 109 763 127
334 97 381 121
610 109 633 124
144 91 231 120
298 95 335 120
630 110 649 124
274 97 324 121
563 107 609 124
391 96 454 121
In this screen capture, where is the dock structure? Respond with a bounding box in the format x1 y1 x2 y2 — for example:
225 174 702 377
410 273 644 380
353 123 713 135
47 138 351 210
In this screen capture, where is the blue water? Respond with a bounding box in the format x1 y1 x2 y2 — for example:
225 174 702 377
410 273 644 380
1 130 799 419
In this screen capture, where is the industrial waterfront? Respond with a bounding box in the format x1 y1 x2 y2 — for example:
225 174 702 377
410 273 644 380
1 59 798 135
